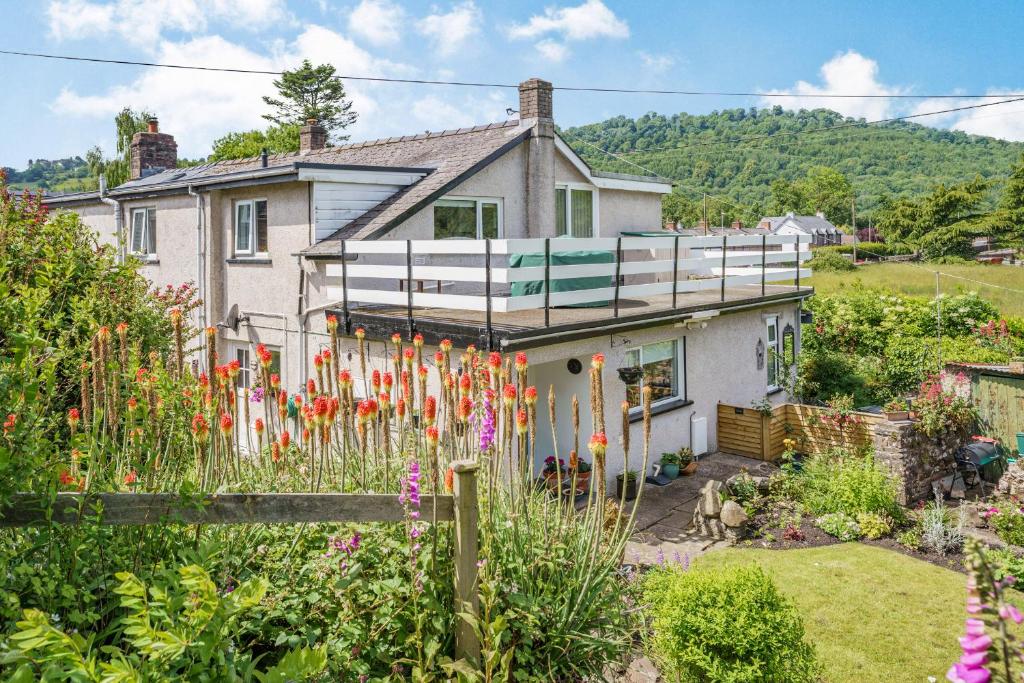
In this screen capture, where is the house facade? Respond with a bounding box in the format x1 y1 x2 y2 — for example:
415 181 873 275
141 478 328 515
46 78 812 484
759 212 842 247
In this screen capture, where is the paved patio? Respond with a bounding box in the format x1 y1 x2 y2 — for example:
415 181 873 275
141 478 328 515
622 451 775 565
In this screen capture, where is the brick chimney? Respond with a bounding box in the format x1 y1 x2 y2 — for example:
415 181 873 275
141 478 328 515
519 78 555 238
300 118 327 154
731 219 744 230
129 118 177 180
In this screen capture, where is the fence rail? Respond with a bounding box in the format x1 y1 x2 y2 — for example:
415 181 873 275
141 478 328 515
0 461 481 661
326 234 812 316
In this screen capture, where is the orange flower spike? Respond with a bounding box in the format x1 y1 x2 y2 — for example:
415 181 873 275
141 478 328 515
271 442 281 462
326 314 338 333
434 350 444 365
459 372 472 397
281 430 291 449
516 408 528 435
302 427 311 443
458 396 473 422
426 425 440 447
424 395 437 426
466 344 477 354
329 396 340 420
356 400 370 424
338 369 352 388
439 339 452 353
391 332 402 346
502 383 517 406
418 365 428 380
126 397 138 412
524 386 538 406
322 349 332 366
403 347 415 367
371 369 381 393
59 470 76 487
366 398 379 420
313 396 330 425
515 352 528 373
413 333 424 348
488 352 502 370
313 353 323 370
67 408 80 432
254 418 265 435
569 450 579 470
378 392 391 411
306 378 316 396
396 397 407 418
97 326 111 342
124 470 138 486
219 412 233 437
591 353 605 371
228 359 241 379
355 328 366 341
444 465 454 492
382 371 393 392
588 432 608 457
270 373 281 390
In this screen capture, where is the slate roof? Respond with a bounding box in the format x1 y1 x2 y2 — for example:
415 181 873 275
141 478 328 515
760 213 839 235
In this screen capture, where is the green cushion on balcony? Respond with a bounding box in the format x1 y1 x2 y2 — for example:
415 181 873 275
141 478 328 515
509 247 615 308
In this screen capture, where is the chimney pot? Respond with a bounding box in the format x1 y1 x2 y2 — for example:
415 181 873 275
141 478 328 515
299 119 327 154
518 78 553 123
147 118 158 133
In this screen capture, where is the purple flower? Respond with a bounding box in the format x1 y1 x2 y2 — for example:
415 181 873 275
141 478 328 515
249 386 264 403
478 399 495 451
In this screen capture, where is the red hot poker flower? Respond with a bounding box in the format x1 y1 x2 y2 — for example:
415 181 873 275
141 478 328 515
588 432 608 456
488 352 502 369
219 412 233 436
306 378 316 395
355 328 365 340
280 430 291 449
591 353 605 370
326 314 338 332
524 386 538 406
382 371 393 391
516 409 528 435
67 408 80 430
502 384 517 406
434 350 444 364
392 333 402 345
426 425 440 446
313 353 323 369
372 369 381 393
124 470 138 485
439 339 452 353
424 395 437 425
413 333 424 347
254 418 265 434
515 352 528 372
458 396 473 422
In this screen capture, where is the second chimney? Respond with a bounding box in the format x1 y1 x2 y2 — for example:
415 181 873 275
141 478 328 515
129 118 177 180
300 118 327 154
518 78 553 123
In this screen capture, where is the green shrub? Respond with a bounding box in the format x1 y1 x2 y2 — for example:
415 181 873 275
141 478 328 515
856 512 894 539
642 565 817 683
816 512 861 541
896 527 922 551
988 548 1024 590
990 510 1024 547
793 451 904 522
808 250 855 272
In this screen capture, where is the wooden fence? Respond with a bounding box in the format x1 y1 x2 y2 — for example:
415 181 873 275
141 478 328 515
0 460 481 661
717 403 885 461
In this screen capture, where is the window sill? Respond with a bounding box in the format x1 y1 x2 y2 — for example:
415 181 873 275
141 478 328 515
131 255 159 264
766 387 784 397
226 257 272 265
628 397 693 423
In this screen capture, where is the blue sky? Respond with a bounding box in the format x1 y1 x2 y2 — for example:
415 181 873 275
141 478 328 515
3 0 1024 165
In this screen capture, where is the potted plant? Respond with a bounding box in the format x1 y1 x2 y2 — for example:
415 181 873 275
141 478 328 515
616 470 639 501
883 399 910 422
569 450 592 491
678 447 698 476
659 451 681 479
543 456 566 490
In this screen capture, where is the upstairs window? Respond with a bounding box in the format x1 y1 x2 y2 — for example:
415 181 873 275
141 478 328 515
623 339 682 413
235 199 268 256
556 185 595 237
434 197 501 239
129 207 156 256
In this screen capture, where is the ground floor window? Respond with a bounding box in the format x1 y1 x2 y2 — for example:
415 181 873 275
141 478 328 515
235 345 281 390
766 315 781 390
623 339 683 412
433 197 501 239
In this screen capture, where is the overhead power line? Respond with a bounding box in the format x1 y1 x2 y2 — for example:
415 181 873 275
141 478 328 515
2 49 1023 99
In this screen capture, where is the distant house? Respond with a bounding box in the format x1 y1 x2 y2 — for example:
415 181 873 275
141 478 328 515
759 212 841 247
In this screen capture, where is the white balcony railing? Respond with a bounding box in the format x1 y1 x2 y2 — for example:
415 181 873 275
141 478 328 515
325 233 812 314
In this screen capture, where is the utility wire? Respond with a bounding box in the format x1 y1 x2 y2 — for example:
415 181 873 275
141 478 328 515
2 49 1024 99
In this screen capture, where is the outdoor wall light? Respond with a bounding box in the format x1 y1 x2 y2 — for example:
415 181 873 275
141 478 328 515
566 358 583 375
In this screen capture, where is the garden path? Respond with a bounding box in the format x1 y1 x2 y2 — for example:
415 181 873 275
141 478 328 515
622 452 767 566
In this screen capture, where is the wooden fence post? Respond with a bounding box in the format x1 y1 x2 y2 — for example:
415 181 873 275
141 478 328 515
451 459 480 662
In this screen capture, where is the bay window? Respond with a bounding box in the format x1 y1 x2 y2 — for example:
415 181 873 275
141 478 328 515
433 197 501 239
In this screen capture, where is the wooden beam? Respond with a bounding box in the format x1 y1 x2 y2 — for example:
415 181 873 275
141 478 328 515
1 492 455 527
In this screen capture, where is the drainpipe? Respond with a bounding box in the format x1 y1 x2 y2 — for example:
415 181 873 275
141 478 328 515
98 175 123 263
188 185 207 346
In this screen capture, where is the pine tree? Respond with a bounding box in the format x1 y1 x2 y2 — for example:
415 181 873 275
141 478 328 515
262 60 357 141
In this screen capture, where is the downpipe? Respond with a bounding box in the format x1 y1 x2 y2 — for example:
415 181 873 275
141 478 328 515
98 175 123 264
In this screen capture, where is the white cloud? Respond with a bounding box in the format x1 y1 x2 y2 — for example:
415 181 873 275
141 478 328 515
910 91 1024 142
638 51 674 72
417 1 482 58
46 0 289 48
348 0 405 46
759 50 901 121
535 40 570 63
507 0 628 42
410 90 507 130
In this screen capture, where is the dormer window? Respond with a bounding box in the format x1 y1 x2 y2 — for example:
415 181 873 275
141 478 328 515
433 197 501 239
129 207 157 257
235 199 268 256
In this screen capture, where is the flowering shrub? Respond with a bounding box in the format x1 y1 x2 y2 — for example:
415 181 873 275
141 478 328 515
642 564 818 682
914 373 978 438
986 504 1024 547
814 393 863 433
855 512 893 539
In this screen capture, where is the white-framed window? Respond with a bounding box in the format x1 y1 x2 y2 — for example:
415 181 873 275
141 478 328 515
129 207 157 256
623 339 683 413
766 315 781 390
433 197 502 239
235 345 281 389
235 199 268 256
555 184 597 237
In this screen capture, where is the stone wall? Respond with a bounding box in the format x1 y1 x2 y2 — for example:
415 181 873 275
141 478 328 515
872 420 961 505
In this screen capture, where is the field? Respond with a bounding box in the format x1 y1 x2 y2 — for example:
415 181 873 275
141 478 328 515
803 261 1024 317
697 544 968 683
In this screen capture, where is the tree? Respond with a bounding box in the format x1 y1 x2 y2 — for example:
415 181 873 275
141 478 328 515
999 152 1024 232
89 107 154 188
209 124 301 161
768 166 853 225
661 191 699 226
262 60 357 140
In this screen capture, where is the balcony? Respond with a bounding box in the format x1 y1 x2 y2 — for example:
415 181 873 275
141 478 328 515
324 233 812 349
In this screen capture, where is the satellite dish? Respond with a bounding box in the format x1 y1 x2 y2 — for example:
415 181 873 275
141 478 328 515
218 304 247 332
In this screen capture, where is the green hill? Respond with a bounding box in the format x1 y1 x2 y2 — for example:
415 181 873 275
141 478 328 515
4 157 97 194
562 107 1024 221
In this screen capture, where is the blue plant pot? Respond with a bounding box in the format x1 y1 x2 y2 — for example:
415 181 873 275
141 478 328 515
662 463 680 479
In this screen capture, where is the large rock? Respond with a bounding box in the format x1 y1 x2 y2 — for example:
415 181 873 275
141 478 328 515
699 480 724 518
720 500 749 528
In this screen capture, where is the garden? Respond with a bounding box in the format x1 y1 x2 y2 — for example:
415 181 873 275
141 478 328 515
5 172 1024 682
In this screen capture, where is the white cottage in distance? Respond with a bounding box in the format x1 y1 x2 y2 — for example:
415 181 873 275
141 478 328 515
45 77 812 486
759 212 842 247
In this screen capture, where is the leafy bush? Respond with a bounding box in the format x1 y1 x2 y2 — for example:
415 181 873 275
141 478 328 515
989 508 1024 547
808 250 855 272
791 450 904 522
856 512 894 539
913 373 978 438
642 565 817 683
987 547 1024 590
896 527 922 551
920 494 967 555
814 243 916 258
3 564 327 682
816 512 861 541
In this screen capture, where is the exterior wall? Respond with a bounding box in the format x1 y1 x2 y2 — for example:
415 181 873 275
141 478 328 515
61 201 118 250
553 150 590 185
526 301 803 486
598 188 663 236
120 194 198 294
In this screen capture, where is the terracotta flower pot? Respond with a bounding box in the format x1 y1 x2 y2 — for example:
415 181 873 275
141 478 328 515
885 410 910 421
680 461 698 477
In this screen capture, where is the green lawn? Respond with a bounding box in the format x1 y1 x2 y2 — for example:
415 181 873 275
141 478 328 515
696 543 965 683
803 261 1024 317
